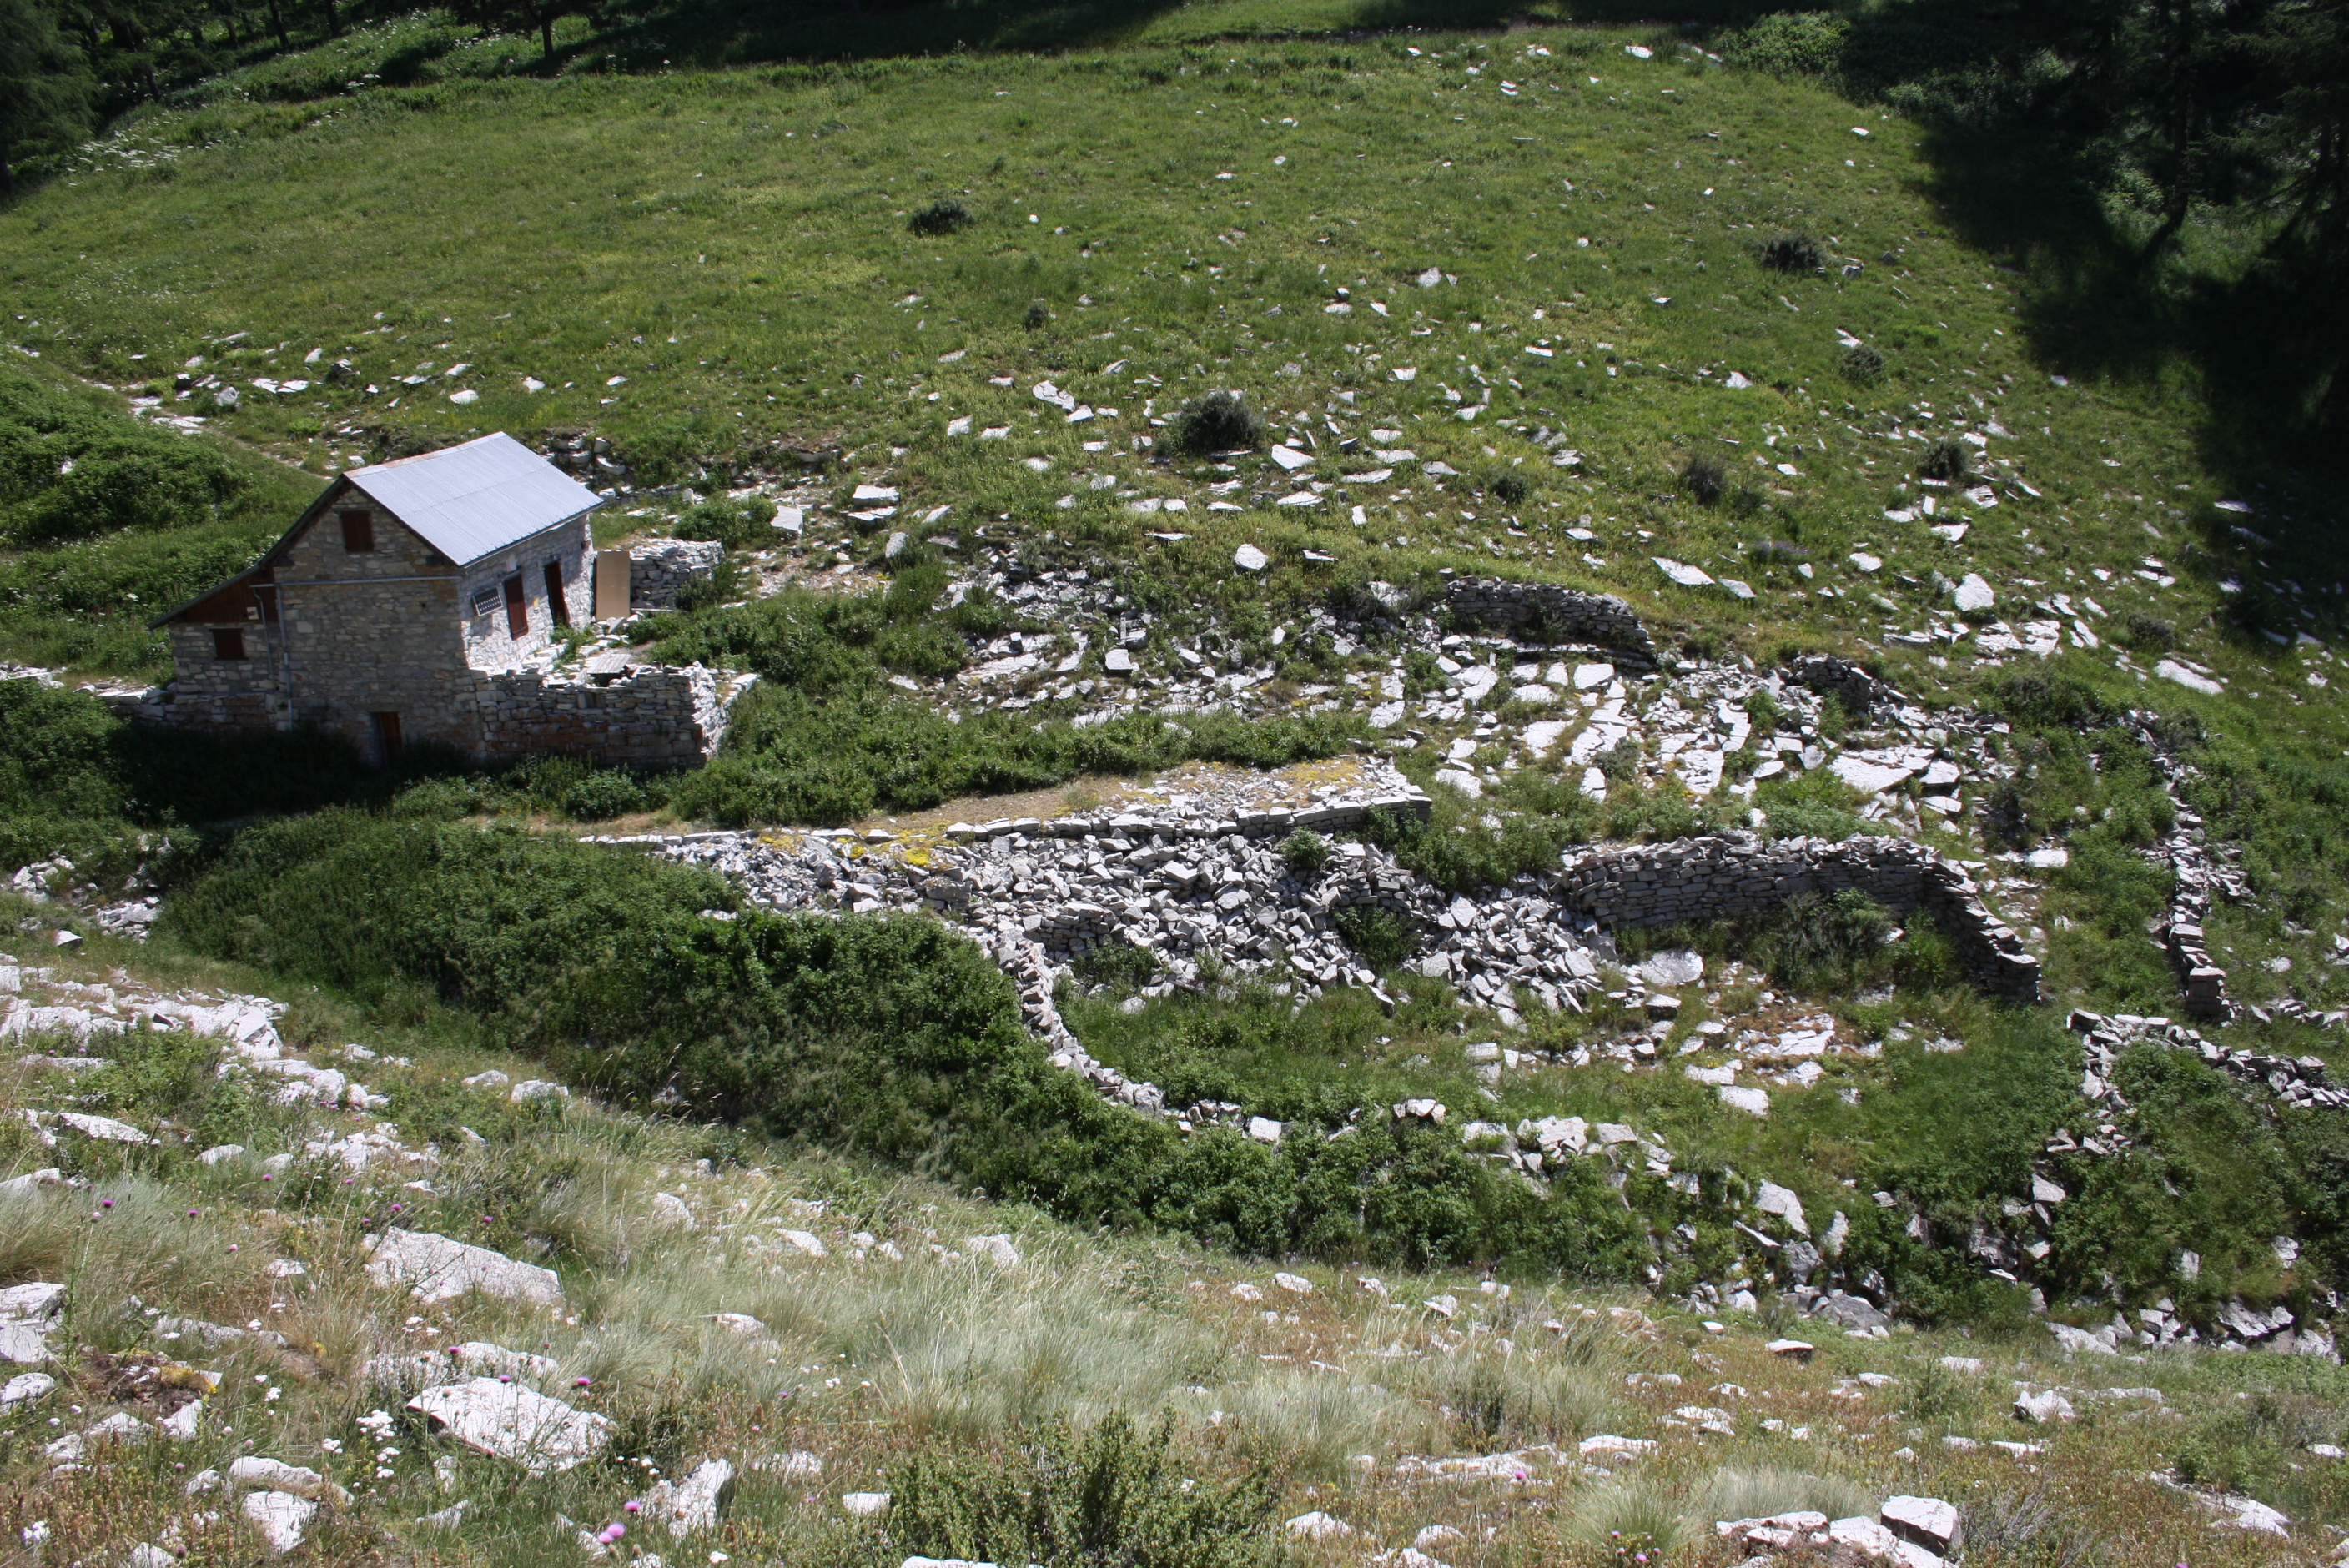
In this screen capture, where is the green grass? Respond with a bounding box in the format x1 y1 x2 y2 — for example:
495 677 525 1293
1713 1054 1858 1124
9 8 2344 721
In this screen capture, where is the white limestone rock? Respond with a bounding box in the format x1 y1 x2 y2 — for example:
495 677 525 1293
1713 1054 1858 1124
241 1490 317 1555
365 1228 563 1308
648 1457 736 1538
407 1379 612 1473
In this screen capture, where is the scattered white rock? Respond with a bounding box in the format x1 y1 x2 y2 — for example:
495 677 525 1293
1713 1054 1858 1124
647 1457 736 1538
365 1229 563 1308
1233 544 1269 571
964 1234 1020 1269
843 1492 892 1518
241 1490 317 1555
2014 1389 2076 1424
407 1378 613 1472
1285 1511 1354 1540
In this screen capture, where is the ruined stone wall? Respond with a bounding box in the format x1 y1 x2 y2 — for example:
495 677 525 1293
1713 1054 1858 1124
1555 832 2041 1003
472 664 752 768
626 540 725 611
1443 577 1656 658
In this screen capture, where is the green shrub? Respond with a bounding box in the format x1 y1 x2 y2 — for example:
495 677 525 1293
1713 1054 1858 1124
1169 389 1267 455
1073 940 1159 991
1487 470 1532 505
908 198 974 236
1280 828 1331 876
561 770 650 821
674 497 769 550
1682 456 1728 505
882 1413 1276 1568
1839 343 1887 384
1023 299 1052 329
1723 11 1851 78
1759 234 1825 274
1333 905 1410 970
1918 438 1971 482
1754 889 1892 991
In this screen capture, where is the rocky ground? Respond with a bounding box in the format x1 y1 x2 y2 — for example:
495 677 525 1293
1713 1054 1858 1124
3 923 2346 1566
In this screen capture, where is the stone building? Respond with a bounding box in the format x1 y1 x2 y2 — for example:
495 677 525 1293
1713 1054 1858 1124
144 431 747 767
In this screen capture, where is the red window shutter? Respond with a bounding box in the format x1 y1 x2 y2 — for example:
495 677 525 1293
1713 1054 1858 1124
543 561 570 628
503 575 528 637
212 627 247 660
340 511 375 553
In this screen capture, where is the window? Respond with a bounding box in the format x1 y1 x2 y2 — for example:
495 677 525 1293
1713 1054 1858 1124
339 510 375 553
471 586 501 620
503 575 528 638
211 627 247 660
543 560 571 628
370 711 403 764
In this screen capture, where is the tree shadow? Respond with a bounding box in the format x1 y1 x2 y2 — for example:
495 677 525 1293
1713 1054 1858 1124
576 0 1777 69
1797 1 2349 598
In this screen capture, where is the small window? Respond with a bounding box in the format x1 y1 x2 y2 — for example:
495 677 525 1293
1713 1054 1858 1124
340 510 375 553
543 560 571 628
503 575 529 638
470 586 501 620
211 627 247 660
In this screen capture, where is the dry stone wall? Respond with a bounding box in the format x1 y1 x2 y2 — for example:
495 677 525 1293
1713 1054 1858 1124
475 665 752 768
1555 832 2042 1003
627 540 725 610
1441 578 1656 660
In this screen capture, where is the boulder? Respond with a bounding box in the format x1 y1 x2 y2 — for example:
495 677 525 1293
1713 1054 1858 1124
1882 1495 1961 1555
365 1229 564 1308
241 1491 317 1555
648 1457 736 1538
407 1378 612 1473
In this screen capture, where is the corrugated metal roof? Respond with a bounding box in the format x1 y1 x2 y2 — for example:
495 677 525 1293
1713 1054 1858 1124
346 431 602 566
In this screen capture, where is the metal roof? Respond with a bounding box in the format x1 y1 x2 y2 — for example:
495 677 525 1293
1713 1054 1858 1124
345 431 602 566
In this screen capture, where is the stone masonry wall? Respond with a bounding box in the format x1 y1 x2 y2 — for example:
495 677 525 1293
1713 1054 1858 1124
1556 832 2042 1003
459 519 594 668
472 664 752 767
267 496 480 756
1443 577 1657 659
627 540 725 611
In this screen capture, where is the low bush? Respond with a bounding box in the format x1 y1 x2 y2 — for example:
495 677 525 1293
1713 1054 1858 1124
1758 234 1825 274
1333 905 1410 969
163 813 1648 1276
1917 438 1971 482
1682 456 1729 505
1753 889 1893 992
673 497 770 550
1280 828 1332 876
1839 343 1887 384
1487 470 1532 505
1169 389 1267 455
883 1413 1276 1568
908 198 974 235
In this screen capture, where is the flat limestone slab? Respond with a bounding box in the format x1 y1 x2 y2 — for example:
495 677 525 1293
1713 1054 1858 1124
365 1228 562 1307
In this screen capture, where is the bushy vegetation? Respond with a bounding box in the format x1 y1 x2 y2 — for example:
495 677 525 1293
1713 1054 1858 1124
0 363 308 671
1169 390 1267 455
883 1414 1275 1568
158 811 1651 1275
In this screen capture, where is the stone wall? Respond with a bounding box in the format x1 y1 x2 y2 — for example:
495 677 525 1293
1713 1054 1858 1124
264 500 479 757
473 664 753 768
1555 832 2042 1003
1443 577 1656 659
627 540 725 611
459 518 595 669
